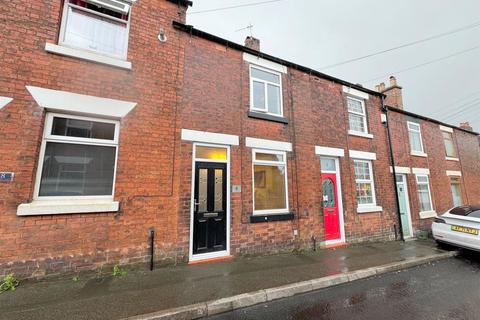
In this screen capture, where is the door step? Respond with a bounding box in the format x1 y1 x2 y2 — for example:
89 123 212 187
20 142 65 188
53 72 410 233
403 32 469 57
188 255 233 265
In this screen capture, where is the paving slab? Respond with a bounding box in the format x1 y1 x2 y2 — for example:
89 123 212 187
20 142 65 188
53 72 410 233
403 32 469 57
0 240 453 320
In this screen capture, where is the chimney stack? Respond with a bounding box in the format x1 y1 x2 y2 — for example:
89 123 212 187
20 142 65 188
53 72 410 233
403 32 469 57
459 122 473 131
376 76 403 110
245 36 260 51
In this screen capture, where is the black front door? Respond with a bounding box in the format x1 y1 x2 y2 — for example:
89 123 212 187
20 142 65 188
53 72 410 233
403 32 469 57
193 162 227 255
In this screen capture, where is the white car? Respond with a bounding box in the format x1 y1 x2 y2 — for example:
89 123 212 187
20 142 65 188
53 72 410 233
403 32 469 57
432 205 480 251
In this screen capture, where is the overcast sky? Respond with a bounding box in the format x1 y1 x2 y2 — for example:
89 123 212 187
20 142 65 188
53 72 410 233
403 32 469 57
187 0 480 130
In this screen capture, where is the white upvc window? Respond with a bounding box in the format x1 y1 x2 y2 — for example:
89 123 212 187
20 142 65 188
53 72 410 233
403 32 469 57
252 149 288 214
249 65 283 117
59 0 131 59
415 174 433 213
34 113 119 200
407 121 425 155
353 160 377 207
442 131 457 158
347 97 368 134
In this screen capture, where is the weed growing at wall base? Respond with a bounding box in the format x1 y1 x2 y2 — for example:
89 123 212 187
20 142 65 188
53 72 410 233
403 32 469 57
0 274 19 292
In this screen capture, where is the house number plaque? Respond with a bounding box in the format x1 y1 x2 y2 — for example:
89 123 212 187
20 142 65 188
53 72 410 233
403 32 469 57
0 172 14 182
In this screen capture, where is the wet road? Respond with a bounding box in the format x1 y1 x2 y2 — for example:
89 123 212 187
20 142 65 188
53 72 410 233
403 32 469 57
208 251 480 320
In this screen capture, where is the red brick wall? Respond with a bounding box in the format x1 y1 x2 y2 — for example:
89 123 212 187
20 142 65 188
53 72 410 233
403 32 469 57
388 109 480 233
0 0 189 278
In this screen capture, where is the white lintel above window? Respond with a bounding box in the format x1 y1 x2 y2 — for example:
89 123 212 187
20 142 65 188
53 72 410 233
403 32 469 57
243 53 287 74
181 129 239 146
315 146 344 157
246 137 292 152
26 86 137 119
389 166 411 174
342 86 370 100
412 168 430 175
0 96 13 110
349 150 376 160
439 125 453 133
446 170 462 177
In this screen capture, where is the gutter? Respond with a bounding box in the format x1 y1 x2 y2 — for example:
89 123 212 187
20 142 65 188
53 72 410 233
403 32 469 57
383 97 405 241
172 21 382 98
386 106 479 136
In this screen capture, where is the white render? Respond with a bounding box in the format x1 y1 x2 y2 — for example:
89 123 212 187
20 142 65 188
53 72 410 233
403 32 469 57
245 137 292 151
26 86 137 119
181 129 239 146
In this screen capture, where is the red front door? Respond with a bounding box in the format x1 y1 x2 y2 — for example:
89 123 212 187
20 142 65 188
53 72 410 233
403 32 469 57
322 173 341 241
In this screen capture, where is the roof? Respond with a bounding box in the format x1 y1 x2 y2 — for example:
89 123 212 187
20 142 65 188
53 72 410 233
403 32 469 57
166 0 193 7
386 106 479 135
172 21 382 98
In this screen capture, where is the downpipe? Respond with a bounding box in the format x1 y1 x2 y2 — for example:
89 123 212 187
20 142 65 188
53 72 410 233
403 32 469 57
149 227 155 271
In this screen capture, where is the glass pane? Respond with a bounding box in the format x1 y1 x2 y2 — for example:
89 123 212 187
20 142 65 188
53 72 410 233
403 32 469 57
443 132 456 157
356 182 373 204
52 117 115 140
354 161 370 180
267 84 281 115
64 6 128 57
253 81 266 109
321 158 336 171
418 190 432 212
347 98 363 114
255 153 283 162
251 67 280 83
349 113 365 132
322 178 335 207
254 164 286 211
195 146 227 160
395 174 404 182
198 168 208 212
451 183 462 207
214 169 223 211
417 175 428 183
39 142 115 196
408 122 420 131
409 131 422 152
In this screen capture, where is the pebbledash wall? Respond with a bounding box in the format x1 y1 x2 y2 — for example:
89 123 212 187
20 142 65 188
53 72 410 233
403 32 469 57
0 0 479 279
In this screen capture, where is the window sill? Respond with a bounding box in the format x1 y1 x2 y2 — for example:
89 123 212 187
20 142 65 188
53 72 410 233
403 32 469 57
411 151 428 158
357 205 383 213
45 43 132 70
419 210 437 219
446 157 459 162
17 199 119 216
250 212 294 223
348 130 373 139
248 111 289 124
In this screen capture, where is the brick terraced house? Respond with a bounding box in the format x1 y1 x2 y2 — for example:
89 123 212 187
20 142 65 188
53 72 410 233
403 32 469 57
1 0 479 278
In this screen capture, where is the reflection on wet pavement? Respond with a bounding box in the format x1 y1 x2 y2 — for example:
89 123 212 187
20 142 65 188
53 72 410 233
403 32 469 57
209 250 480 320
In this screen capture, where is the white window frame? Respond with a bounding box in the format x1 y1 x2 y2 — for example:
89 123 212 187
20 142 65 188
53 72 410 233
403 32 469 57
442 130 457 158
249 65 284 117
252 149 289 215
415 174 434 214
33 112 120 201
347 97 369 135
353 160 377 208
58 0 132 60
407 121 426 155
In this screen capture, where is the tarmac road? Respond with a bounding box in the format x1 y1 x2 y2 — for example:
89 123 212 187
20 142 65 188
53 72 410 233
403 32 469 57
208 250 480 320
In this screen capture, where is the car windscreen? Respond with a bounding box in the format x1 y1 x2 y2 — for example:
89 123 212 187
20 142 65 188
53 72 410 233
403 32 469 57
450 205 480 218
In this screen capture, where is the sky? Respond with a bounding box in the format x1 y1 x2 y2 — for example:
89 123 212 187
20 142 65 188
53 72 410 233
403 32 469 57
187 0 480 130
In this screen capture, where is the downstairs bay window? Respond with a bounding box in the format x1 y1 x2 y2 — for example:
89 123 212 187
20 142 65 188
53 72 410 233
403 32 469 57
252 150 288 214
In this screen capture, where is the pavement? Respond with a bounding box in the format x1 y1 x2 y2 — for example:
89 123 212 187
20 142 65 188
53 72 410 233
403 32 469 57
208 250 480 320
0 240 455 320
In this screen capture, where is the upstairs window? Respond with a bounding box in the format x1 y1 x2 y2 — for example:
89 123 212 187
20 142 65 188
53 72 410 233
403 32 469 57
442 131 457 158
347 97 368 134
250 66 283 116
35 113 119 198
59 0 131 59
407 122 425 154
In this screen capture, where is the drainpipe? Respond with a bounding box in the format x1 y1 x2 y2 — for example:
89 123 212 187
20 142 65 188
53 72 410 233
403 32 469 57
382 97 405 241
